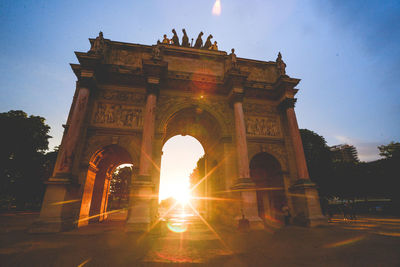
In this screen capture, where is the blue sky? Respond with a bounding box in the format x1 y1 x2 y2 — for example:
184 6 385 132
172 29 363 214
0 0 399 161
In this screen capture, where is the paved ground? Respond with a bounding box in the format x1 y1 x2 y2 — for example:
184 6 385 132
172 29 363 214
0 210 399 266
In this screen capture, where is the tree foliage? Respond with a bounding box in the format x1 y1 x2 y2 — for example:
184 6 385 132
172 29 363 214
299 129 333 195
190 156 205 186
0 110 53 210
300 129 399 213
331 144 359 163
378 142 400 160
108 166 131 210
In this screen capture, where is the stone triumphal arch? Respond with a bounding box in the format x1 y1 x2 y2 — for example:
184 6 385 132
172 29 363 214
31 32 325 232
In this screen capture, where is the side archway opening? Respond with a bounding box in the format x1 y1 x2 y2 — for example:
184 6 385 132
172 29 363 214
78 145 133 227
250 152 287 225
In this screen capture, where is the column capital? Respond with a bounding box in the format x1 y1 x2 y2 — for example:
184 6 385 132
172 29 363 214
225 69 249 105
220 136 233 143
278 97 297 111
76 69 97 90
142 59 168 81
228 88 244 104
142 59 168 96
224 68 249 90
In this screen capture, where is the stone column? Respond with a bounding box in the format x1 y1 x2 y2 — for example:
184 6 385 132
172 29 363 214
280 98 325 226
282 99 309 179
227 70 263 229
233 101 251 181
138 92 157 179
126 58 166 231
126 88 158 231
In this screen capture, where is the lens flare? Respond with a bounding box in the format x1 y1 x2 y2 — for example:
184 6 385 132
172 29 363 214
166 219 188 233
212 0 221 16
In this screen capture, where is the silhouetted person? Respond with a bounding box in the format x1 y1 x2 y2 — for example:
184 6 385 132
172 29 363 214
171 29 179 46
194 31 203 48
182 29 190 47
203 34 213 49
238 214 249 231
350 199 357 220
342 202 350 220
281 202 291 226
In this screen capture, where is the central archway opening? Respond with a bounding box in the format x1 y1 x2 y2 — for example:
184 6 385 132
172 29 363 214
159 135 205 206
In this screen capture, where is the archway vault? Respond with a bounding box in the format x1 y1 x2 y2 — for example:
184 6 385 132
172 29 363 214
161 106 223 155
156 98 232 139
78 144 133 227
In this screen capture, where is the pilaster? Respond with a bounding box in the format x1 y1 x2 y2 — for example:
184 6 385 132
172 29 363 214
126 58 167 232
225 69 263 229
279 97 326 227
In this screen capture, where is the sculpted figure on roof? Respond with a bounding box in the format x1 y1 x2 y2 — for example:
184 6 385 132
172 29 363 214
194 31 204 48
89 31 105 55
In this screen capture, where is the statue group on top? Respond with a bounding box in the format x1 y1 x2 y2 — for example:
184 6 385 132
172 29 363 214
160 29 218 51
89 31 287 77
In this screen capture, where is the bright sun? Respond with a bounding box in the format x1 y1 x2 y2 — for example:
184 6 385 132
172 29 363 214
159 135 204 204
173 186 191 205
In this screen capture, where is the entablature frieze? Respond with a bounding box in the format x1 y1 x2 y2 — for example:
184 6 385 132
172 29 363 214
86 126 143 137
246 137 285 144
93 89 146 105
243 101 279 115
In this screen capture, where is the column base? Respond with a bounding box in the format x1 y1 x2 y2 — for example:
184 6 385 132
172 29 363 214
234 215 264 231
125 179 155 233
29 218 75 233
30 178 77 233
125 222 151 232
232 179 264 231
290 179 327 227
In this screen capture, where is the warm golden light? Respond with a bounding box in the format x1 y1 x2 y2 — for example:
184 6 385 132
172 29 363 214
212 0 221 16
158 135 204 202
173 186 191 205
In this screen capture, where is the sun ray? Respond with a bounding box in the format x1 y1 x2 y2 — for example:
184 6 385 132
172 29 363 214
189 153 228 193
187 202 231 252
136 200 181 242
75 209 122 224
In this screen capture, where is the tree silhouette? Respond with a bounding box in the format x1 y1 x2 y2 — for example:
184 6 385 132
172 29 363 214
0 110 52 210
108 166 132 210
378 142 400 160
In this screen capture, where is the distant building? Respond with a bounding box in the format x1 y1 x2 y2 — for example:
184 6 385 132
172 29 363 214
330 144 359 163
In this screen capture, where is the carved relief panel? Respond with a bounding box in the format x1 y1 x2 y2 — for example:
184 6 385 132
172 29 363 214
92 102 143 129
245 116 281 137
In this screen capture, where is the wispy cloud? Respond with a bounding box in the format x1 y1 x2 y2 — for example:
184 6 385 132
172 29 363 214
333 135 382 162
